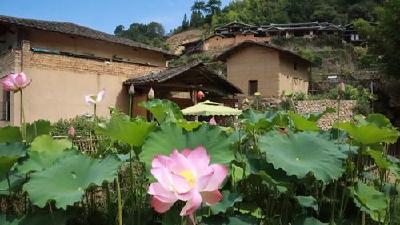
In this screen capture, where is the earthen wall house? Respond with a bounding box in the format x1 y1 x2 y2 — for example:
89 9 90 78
0 15 174 125
218 41 311 98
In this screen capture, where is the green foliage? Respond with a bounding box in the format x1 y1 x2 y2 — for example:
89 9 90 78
288 112 319 131
210 0 381 29
0 143 26 177
210 190 243 215
308 84 375 115
295 196 318 211
1 100 399 225
350 182 388 222
51 116 97 137
25 120 51 143
114 22 169 49
139 99 183 123
97 111 156 147
293 217 328 225
24 152 121 209
259 131 347 183
18 135 72 173
298 48 323 66
0 126 22 143
334 121 399 145
141 122 234 167
369 0 400 77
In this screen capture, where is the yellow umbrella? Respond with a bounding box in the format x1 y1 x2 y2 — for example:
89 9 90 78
181 100 242 116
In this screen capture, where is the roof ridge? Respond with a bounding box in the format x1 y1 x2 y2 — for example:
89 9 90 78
0 14 176 57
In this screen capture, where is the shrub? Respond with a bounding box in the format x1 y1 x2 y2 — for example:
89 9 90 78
51 116 97 137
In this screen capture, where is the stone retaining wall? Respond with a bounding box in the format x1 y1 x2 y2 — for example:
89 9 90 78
295 100 357 130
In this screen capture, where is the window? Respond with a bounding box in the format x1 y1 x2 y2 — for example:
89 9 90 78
1 91 10 121
248 80 258 96
294 63 298 71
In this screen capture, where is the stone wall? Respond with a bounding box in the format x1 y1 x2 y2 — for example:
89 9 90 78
295 100 357 130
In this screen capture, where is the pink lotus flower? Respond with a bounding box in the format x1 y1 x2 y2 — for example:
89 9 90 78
209 117 217 125
1 72 31 92
197 91 205 100
68 126 76 138
85 89 105 105
148 147 227 223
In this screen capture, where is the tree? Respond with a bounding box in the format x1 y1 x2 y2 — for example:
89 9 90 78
113 22 167 49
205 0 222 23
190 0 207 27
114 25 125 36
374 0 400 77
181 14 190 30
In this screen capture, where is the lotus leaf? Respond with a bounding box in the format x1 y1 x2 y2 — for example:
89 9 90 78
0 126 22 143
293 217 328 225
25 120 51 143
259 131 347 183
98 113 156 147
0 143 26 177
350 182 388 222
141 123 234 167
288 112 319 131
176 119 202 131
24 153 121 209
334 122 399 145
18 135 73 173
366 149 391 170
366 114 393 128
140 99 183 123
210 190 243 215
240 109 274 132
0 171 25 195
201 215 257 225
0 214 20 225
295 196 318 211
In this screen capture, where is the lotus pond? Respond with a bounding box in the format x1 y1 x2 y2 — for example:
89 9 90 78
0 99 400 225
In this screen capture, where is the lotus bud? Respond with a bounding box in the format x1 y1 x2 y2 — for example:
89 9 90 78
197 91 205 100
148 87 155 100
68 126 76 138
128 84 135 96
338 81 345 93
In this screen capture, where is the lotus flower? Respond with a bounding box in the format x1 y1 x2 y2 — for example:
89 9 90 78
197 91 205 100
209 117 217 125
148 147 227 223
1 72 31 92
68 126 76 138
85 89 105 105
338 81 345 93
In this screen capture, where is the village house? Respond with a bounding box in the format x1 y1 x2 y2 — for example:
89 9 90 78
182 22 271 54
180 21 364 55
217 41 312 98
0 15 241 125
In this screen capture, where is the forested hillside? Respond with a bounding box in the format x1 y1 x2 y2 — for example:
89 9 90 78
174 0 383 33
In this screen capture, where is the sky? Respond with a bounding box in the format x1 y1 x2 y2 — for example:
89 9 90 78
0 0 231 34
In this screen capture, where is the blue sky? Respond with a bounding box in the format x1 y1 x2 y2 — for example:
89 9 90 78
0 0 231 34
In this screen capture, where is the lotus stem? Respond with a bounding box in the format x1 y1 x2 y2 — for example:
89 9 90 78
6 172 11 195
20 90 26 141
116 175 123 225
93 104 97 121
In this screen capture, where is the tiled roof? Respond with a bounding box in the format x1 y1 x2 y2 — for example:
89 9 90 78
124 62 242 94
217 41 313 65
0 15 176 57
